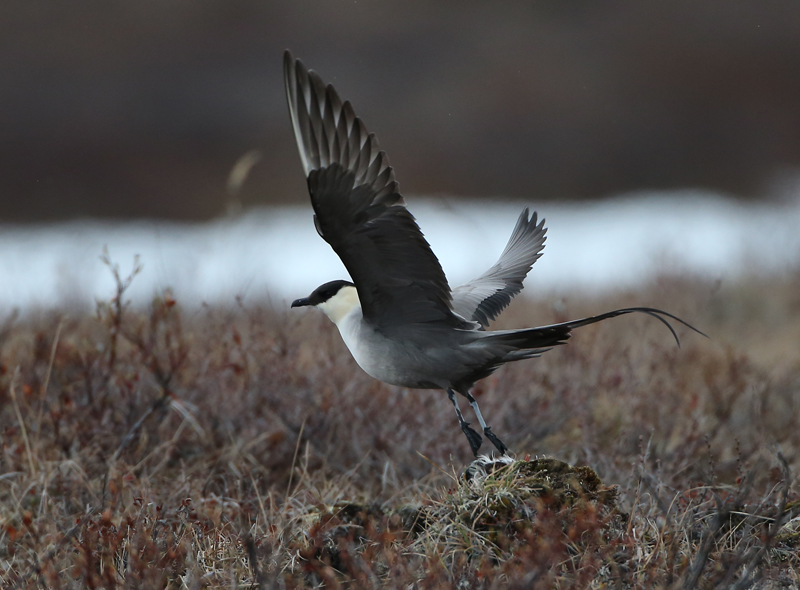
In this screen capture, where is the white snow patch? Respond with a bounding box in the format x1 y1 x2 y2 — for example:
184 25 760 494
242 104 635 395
0 190 798 313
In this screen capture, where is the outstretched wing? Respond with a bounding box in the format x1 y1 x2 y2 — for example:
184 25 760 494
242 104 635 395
451 208 546 328
284 51 472 330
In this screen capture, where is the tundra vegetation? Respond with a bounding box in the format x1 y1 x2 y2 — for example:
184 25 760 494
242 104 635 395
1 258 799 588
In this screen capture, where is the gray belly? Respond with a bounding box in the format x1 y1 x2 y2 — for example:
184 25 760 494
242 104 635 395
340 320 480 390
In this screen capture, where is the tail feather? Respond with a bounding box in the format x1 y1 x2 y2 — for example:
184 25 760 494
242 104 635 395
482 306 707 360
548 306 707 348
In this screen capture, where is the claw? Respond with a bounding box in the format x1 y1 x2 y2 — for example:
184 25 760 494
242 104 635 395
484 427 509 455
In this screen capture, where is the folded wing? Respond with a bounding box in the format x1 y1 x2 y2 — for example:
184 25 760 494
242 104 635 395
284 51 472 330
452 208 546 328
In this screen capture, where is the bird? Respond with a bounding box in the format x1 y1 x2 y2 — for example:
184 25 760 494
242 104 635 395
283 50 704 457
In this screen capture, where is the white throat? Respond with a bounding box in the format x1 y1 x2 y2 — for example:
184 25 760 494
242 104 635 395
318 286 360 325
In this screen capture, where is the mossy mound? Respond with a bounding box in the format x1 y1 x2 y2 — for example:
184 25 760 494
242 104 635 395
412 457 625 562
299 457 625 573
464 456 618 509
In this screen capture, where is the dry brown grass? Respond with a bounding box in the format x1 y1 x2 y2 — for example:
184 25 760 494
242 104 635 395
1 263 799 588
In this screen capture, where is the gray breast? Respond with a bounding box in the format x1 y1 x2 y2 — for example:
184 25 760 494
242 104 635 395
345 319 487 390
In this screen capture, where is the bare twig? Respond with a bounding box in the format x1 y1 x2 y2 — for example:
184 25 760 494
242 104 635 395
682 491 728 590
9 366 36 474
244 533 266 589
285 418 306 501
98 248 142 390
34 318 65 449
111 388 172 463
728 452 792 590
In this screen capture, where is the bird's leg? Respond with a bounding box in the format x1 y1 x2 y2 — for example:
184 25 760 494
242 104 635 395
447 389 482 455
463 390 510 455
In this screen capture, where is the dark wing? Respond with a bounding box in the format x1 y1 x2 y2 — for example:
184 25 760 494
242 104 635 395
451 209 546 328
284 51 472 330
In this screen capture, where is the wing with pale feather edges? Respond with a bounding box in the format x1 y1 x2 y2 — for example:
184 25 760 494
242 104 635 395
451 208 546 328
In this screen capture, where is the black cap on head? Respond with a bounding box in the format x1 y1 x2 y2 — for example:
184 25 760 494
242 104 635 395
291 280 355 308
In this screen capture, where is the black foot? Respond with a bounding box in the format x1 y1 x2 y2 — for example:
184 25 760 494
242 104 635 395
461 422 483 456
484 427 509 455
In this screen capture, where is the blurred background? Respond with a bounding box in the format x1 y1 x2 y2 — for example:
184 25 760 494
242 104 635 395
4 0 800 220
1 0 800 309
